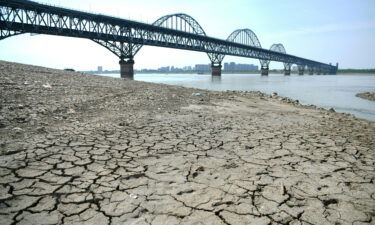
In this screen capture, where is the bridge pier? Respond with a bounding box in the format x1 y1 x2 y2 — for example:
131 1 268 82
328 63 338 75
261 66 269 76
211 64 222 76
298 66 305 75
119 58 134 79
284 63 291 76
308 67 314 75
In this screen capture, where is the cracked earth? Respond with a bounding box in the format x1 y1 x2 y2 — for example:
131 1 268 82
1 61 374 225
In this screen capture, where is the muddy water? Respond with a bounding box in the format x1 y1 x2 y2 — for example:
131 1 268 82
102 73 375 121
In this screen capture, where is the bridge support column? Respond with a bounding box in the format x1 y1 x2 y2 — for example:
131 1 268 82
333 63 338 75
297 65 305 75
211 64 222 76
119 58 134 79
284 63 291 76
308 67 314 75
261 66 269 76
329 63 338 75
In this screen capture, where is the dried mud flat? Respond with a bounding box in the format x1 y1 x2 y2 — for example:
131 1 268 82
0 60 374 225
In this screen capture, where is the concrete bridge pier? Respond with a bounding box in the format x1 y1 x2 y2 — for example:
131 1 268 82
329 63 338 75
284 63 291 75
308 67 314 75
298 65 305 75
119 58 134 79
211 63 222 76
261 66 269 76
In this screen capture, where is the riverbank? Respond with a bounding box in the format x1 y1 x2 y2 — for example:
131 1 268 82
86 71 375 75
1 60 374 225
356 92 375 101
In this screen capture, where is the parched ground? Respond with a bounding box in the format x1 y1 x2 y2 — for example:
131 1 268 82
0 60 374 225
356 92 375 101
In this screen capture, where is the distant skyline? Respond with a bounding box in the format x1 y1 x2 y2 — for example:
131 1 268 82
1 0 375 70
86 62 259 73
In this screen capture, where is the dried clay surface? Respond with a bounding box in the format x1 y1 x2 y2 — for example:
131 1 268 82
1 60 374 225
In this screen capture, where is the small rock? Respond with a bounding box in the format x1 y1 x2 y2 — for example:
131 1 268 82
129 193 138 199
12 127 23 132
67 108 76 114
329 108 335 112
280 182 286 195
42 83 52 88
36 127 46 133
192 93 204 97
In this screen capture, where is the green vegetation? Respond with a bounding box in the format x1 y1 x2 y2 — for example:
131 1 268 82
338 69 375 74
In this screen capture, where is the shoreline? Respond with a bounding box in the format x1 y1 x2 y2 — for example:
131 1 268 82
87 71 375 76
1 60 374 224
356 92 375 101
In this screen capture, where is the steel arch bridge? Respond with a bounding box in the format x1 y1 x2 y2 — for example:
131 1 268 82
0 0 338 78
266 44 291 75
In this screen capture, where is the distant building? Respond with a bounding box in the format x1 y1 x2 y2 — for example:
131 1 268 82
136 63 259 73
158 66 170 72
224 63 229 71
195 64 211 72
98 66 103 72
183 66 192 71
223 62 258 71
229 62 236 71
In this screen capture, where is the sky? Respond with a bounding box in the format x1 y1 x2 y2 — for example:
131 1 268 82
1 0 375 71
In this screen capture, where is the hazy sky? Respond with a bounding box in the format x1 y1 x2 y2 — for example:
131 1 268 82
1 0 374 70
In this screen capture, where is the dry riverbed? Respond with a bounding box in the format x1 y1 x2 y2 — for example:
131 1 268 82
0 60 374 225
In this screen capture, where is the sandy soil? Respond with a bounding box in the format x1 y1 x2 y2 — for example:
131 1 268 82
1 60 374 225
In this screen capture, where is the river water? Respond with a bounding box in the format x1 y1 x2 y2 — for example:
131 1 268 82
100 73 375 121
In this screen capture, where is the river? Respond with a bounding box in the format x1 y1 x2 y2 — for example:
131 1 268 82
100 73 375 121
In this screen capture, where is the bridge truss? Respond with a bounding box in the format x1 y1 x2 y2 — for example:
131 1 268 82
0 0 338 77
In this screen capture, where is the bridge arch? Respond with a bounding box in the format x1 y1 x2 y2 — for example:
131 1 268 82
130 13 209 56
267 43 291 75
213 29 267 73
92 13 211 77
152 13 206 35
227 29 262 48
270 43 286 54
